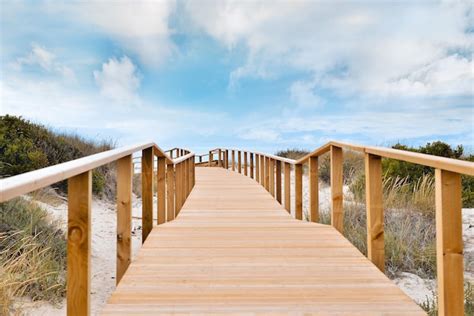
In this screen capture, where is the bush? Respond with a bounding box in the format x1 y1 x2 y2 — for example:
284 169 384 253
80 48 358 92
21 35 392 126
0 115 116 199
0 197 66 314
275 148 309 160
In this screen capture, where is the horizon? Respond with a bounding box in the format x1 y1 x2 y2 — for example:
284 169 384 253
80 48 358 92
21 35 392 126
1 1 473 154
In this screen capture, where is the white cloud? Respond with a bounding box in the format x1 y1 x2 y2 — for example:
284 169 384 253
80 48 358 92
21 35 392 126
289 80 324 109
93 56 141 105
13 43 76 81
46 1 176 67
185 1 473 98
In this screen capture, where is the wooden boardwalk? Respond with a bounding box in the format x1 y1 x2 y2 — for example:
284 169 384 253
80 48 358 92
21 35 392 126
102 167 424 315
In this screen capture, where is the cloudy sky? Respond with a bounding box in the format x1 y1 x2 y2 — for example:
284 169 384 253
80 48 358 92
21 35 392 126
1 1 473 153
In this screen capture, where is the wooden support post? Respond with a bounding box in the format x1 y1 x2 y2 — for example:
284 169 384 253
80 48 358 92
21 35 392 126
209 151 213 167
255 154 260 182
67 171 92 316
157 157 166 225
284 163 291 213
116 156 132 285
166 163 175 221
365 154 384 271
260 155 265 186
330 146 343 233
295 164 303 220
244 152 248 176
141 147 153 243
238 151 242 173
435 169 463 316
309 156 319 223
269 159 275 197
232 150 235 171
250 153 254 179
276 160 282 204
218 149 222 167
225 150 229 169
265 157 270 191
199 156 202 163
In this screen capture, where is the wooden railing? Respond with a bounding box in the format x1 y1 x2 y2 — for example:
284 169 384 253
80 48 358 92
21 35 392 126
0 142 195 316
214 142 473 316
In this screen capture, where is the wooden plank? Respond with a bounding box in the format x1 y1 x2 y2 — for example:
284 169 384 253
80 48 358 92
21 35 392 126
218 149 222 167
265 157 270 192
238 151 242 174
255 154 260 182
284 162 291 213
141 147 154 242
294 164 303 220
67 171 91 316
157 157 166 225
365 154 384 272
330 146 343 233
225 150 229 169
260 155 265 186
269 159 275 197
209 151 213 167
244 152 248 176
103 168 423 315
116 156 132 284
435 169 463 316
309 156 319 223
166 163 175 221
276 160 282 204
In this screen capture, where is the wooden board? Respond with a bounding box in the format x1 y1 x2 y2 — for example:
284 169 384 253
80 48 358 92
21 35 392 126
102 168 424 315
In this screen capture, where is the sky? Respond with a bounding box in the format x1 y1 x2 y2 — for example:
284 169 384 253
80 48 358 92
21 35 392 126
1 0 473 154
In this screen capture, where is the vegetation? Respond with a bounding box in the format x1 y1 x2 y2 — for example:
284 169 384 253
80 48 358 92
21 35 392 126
0 197 66 314
0 115 116 198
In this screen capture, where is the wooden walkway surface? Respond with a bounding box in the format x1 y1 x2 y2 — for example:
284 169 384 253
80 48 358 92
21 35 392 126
102 167 424 315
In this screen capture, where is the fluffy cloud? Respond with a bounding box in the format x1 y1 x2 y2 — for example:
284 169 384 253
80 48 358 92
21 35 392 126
93 56 141 105
185 1 473 98
13 43 75 81
47 0 176 67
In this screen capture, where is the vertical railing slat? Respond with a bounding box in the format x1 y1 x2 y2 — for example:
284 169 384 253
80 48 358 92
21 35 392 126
67 171 92 316
141 147 154 242
260 155 265 186
269 159 275 197
238 151 242 173
157 156 166 225
244 152 248 176
116 155 132 284
435 169 463 316
232 150 235 171
284 162 291 213
166 163 175 221
309 156 319 223
330 146 343 233
250 153 254 179
255 154 260 182
365 153 384 272
276 160 282 204
295 164 303 220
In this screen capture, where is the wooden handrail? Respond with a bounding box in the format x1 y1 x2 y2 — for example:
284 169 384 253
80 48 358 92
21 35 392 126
0 141 196 316
215 141 473 316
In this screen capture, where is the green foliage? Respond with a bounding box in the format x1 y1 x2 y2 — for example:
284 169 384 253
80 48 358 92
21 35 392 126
0 115 115 198
0 197 66 314
275 148 309 160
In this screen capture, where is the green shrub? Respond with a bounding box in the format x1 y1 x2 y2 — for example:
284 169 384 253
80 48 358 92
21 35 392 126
275 148 309 160
0 115 115 198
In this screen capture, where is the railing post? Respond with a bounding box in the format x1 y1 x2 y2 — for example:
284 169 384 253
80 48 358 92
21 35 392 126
260 155 265 186
141 147 154 243
209 151 213 167
435 169 463 316
232 150 235 171
265 157 270 191
238 151 242 173
295 164 303 220
116 155 132 285
243 152 248 176
218 149 222 167
67 171 92 316
225 150 229 169
330 146 343 233
276 160 282 204
365 154 384 271
269 159 275 197
157 156 166 225
255 154 260 182
250 153 254 179
284 162 291 213
309 156 319 223
166 163 175 221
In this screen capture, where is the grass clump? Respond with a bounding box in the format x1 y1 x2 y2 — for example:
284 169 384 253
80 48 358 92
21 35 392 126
0 197 66 314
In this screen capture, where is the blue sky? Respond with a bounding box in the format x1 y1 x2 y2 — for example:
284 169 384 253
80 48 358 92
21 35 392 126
1 1 473 154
